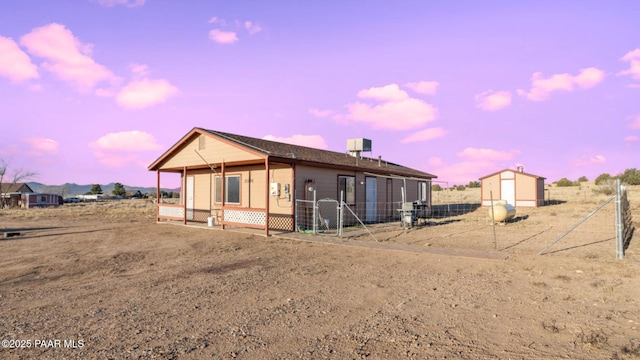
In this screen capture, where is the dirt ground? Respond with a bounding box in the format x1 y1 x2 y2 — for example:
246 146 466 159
1 196 639 359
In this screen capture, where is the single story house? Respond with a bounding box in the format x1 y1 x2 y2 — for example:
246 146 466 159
0 183 61 208
1 182 34 208
148 127 437 235
479 167 545 207
20 193 63 208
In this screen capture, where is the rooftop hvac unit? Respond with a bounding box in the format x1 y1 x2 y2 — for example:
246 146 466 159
346 138 372 157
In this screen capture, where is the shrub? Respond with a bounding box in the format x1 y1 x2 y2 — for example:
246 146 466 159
467 181 481 188
555 178 578 187
432 184 442 191
618 168 640 185
594 173 611 185
577 176 588 182
455 185 466 191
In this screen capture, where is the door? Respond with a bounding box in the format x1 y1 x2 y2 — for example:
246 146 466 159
186 176 194 220
365 177 377 223
501 179 515 206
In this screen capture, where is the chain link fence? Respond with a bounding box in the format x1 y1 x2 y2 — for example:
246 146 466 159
295 183 636 258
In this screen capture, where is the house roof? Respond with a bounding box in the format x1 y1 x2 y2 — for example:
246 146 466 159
0 182 34 193
479 169 546 180
149 127 436 180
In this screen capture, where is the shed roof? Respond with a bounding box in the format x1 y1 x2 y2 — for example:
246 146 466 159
149 127 436 180
479 169 546 180
0 182 34 194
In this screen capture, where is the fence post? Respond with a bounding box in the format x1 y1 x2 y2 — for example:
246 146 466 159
339 191 344 237
312 190 317 234
616 179 624 259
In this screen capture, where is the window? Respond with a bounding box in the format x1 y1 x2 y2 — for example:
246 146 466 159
40 195 47 203
215 175 241 204
418 181 429 202
338 176 355 204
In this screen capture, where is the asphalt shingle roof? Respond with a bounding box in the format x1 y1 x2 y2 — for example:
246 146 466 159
203 128 436 179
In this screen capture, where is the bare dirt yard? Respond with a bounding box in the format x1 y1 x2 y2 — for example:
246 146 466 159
1 185 639 359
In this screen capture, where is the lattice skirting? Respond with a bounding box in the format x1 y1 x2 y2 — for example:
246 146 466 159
269 214 294 231
224 209 266 226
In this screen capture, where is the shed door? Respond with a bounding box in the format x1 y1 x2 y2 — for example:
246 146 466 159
365 177 377 223
186 176 194 220
501 179 515 206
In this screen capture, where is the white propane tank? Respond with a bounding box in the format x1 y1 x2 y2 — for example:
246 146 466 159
488 200 516 222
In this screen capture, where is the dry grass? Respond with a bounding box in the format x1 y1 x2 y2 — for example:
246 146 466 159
0 199 157 222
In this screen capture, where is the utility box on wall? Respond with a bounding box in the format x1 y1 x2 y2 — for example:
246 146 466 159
269 182 280 197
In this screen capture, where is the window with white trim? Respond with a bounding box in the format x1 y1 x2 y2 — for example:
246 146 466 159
215 175 241 204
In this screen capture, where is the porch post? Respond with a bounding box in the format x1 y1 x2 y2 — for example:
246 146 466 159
221 161 225 230
265 156 270 236
183 166 187 224
156 170 160 221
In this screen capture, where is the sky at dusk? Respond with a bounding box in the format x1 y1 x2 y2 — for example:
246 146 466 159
1 1 639 189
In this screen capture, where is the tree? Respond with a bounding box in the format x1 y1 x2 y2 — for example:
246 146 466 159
432 184 443 191
594 173 611 185
555 178 577 187
577 176 588 182
89 184 103 194
618 168 640 185
112 182 126 197
467 181 481 188
0 158 37 208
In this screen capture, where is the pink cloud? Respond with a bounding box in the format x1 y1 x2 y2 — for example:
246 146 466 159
574 154 607 167
629 114 640 129
619 48 640 80
208 16 226 25
625 135 639 143
129 63 150 78
428 159 500 185
90 130 161 152
334 84 438 130
401 127 446 143
96 0 145 7
90 131 160 168
518 67 605 101
405 81 439 96
475 90 512 111
308 108 334 118
22 137 59 156
20 23 119 91
457 147 520 161
209 29 239 44
357 84 409 101
574 67 605 88
0 36 38 82
116 78 179 109
244 21 262 35
262 134 329 150
337 98 438 130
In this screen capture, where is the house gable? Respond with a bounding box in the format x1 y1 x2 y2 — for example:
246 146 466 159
149 129 265 171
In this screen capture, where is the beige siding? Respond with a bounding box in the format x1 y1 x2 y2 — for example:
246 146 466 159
161 134 262 170
515 173 536 200
481 174 501 200
191 170 213 211
267 164 294 215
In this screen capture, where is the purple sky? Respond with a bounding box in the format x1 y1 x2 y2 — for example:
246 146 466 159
1 1 639 189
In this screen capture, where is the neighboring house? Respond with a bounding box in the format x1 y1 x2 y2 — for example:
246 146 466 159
148 127 437 235
0 182 34 208
0 183 61 208
479 167 545 207
20 193 63 208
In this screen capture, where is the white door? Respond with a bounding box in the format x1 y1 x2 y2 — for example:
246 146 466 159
501 179 515 206
186 176 194 220
365 177 377 223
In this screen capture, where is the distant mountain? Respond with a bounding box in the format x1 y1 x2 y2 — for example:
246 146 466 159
27 182 180 198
